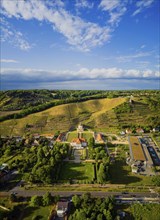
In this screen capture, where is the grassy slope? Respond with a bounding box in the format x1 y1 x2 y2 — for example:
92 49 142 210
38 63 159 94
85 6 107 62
0 97 125 136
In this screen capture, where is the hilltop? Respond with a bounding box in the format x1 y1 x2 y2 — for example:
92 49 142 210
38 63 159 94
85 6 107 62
0 90 160 136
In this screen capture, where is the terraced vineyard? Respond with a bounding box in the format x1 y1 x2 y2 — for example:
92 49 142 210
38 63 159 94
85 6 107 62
0 94 160 136
0 97 125 136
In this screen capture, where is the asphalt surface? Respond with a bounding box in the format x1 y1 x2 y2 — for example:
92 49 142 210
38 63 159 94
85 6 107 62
0 190 159 199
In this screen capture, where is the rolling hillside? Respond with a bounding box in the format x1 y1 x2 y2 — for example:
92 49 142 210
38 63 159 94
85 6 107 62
0 94 160 136
0 97 125 136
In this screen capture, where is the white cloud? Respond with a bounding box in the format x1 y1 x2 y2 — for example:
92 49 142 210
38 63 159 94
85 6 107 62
1 59 19 63
99 0 127 26
1 0 110 52
1 67 159 81
1 17 32 51
116 51 152 62
132 0 155 16
75 0 94 9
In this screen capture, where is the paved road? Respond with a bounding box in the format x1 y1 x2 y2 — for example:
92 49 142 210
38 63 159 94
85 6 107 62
0 190 159 199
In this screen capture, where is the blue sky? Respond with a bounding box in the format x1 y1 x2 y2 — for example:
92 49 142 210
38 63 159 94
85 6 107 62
1 0 160 90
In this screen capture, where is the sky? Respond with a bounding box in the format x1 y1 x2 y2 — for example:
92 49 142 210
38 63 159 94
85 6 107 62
0 0 160 90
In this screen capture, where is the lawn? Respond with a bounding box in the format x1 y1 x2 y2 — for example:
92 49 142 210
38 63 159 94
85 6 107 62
22 205 52 220
67 132 78 142
109 144 154 186
81 131 94 141
60 162 94 182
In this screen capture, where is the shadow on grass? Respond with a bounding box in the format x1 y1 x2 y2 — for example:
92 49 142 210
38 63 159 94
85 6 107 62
59 162 91 181
109 159 141 184
0 174 22 192
21 206 40 220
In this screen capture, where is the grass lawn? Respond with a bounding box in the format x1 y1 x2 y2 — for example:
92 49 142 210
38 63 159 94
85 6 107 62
60 162 94 181
81 132 94 141
109 144 154 186
67 132 78 142
22 205 52 220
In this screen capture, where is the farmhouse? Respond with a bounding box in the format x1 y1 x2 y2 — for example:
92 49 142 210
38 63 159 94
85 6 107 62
136 128 144 133
57 201 68 217
70 137 87 149
126 128 132 134
95 133 104 143
128 136 146 162
56 133 66 142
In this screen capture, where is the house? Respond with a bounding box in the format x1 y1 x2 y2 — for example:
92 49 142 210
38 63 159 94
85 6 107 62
70 138 87 149
95 133 104 143
125 128 132 134
56 133 66 142
120 131 126 135
41 133 54 139
14 136 23 142
33 133 40 139
131 164 138 173
153 127 160 132
57 201 68 217
136 128 144 133
77 123 84 132
32 140 39 146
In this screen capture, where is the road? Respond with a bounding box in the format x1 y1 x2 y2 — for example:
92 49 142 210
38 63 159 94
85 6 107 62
0 190 159 199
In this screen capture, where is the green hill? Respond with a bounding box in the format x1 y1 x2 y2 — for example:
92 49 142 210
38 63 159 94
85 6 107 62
0 90 160 136
0 97 125 136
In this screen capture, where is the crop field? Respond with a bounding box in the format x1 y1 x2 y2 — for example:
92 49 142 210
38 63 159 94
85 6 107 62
59 162 95 182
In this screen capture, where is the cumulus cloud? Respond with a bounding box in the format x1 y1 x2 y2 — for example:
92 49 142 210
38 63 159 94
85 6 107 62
132 0 155 16
1 68 159 84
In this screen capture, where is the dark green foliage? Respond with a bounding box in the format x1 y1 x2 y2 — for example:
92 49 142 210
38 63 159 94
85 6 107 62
130 203 160 220
30 195 42 207
69 194 114 220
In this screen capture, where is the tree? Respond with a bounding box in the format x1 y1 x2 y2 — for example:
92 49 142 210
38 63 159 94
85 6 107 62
30 195 42 207
97 213 103 220
43 192 52 206
97 163 106 183
72 195 81 208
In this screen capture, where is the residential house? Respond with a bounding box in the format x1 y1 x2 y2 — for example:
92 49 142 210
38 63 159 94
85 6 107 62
70 138 87 149
136 128 144 133
153 127 160 132
56 133 66 142
125 128 132 134
57 201 68 218
95 133 104 143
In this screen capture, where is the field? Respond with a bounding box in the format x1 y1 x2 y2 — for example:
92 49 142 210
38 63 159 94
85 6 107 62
0 97 125 136
59 162 95 182
109 144 154 186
